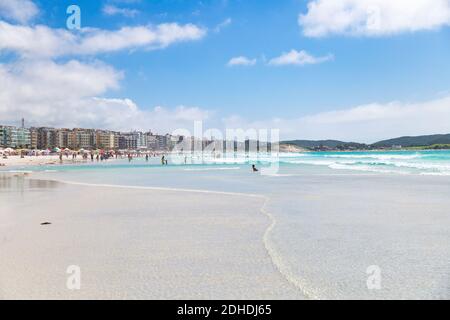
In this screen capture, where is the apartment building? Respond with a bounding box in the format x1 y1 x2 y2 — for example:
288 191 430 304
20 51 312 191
0 126 31 148
96 130 117 149
0 122 186 151
69 128 96 149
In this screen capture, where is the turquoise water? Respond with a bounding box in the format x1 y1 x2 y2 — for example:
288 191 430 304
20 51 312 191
5 150 450 176
281 150 450 175
2 150 450 299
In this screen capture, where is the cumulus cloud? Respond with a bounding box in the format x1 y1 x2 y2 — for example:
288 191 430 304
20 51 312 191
0 59 210 132
86 100 210 133
227 56 257 66
222 96 450 142
0 59 120 126
2 55 449 140
299 0 450 37
0 21 207 58
0 2 210 134
268 50 333 66
102 4 139 17
0 0 38 24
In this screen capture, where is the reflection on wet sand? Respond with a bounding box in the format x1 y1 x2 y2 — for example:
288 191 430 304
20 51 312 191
0 173 60 191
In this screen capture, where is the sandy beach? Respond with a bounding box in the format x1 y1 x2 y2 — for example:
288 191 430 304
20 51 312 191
0 173 303 299
1 152 449 299
0 155 95 167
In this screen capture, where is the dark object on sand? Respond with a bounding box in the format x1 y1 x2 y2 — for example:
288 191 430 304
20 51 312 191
40 222 52 225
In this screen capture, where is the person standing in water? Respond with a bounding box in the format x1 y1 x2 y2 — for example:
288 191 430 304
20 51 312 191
252 164 258 172
161 155 165 165
145 154 149 162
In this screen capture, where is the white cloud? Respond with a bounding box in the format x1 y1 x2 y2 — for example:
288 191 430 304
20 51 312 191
2 55 449 140
0 59 120 126
0 57 212 133
87 100 210 133
0 21 207 58
268 50 333 66
78 23 206 54
0 8 210 133
222 96 450 142
227 56 257 67
0 0 38 24
214 17 232 32
102 5 139 18
299 0 450 37
0 58 211 132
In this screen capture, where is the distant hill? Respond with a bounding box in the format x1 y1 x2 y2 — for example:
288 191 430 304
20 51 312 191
373 134 450 148
282 139 367 150
282 133 450 150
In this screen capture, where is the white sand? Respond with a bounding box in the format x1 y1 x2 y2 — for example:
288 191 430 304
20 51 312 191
2 165 448 299
0 174 304 299
0 155 91 167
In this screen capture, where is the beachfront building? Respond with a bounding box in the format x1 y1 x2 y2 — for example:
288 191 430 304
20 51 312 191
34 127 57 149
157 135 168 150
168 135 183 150
14 127 31 148
0 126 9 147
69 128 96 149
145 132 158 150
0 122 187 151
0 126 31 148
30 128 38 149
55 129 71 149
118 132 139 150
136 131 147 149
95 130 117 149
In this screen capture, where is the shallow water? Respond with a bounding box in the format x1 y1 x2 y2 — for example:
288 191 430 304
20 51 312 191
1 151 450 299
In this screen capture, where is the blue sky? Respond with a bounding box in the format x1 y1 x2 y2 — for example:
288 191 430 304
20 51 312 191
1 0 450 142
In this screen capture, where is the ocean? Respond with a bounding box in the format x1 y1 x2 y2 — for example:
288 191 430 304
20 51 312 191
1 150 449 299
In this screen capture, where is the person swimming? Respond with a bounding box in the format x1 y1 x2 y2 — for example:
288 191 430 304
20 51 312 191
252 164 258 172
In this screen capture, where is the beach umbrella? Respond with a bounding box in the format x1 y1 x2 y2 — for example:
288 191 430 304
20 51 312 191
53 147 61 152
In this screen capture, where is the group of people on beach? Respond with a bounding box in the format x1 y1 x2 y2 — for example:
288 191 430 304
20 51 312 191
4 148 260 172
56 150 169 163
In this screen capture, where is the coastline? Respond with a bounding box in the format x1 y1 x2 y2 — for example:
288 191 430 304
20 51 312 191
0 173 305 299
1 154 449 299
0 155 100 167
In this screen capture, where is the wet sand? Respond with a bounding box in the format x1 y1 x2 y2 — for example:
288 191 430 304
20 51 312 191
0 174 304 299
0 155 94 167
1 166 449 300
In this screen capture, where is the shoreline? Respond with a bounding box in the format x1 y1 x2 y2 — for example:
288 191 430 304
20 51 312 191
0 173 306 299
0 155 101 167
1 168 449 299
41 177 319 299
